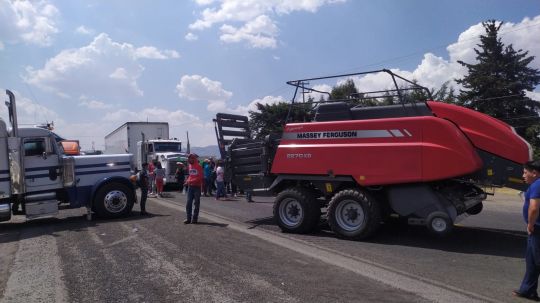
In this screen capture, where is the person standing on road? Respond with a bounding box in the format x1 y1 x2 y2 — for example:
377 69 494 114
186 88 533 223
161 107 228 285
148 161 156 195
184 154 204 224
215 160 225 200
155 162 165 197
514 159 540 301
203 159 213 196
139 162 150 216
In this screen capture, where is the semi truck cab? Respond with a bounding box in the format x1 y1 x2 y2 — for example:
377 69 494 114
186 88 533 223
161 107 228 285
137 139 186 185
0 90 136 222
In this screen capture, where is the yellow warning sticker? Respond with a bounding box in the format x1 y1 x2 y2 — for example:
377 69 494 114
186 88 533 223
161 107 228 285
325 183 333 193
487 169 493 176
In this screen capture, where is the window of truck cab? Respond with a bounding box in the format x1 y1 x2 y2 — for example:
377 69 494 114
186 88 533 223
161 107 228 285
24 138 46 156
23 136 59 156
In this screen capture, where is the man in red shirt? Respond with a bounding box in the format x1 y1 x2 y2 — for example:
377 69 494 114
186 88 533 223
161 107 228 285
184 153 204 224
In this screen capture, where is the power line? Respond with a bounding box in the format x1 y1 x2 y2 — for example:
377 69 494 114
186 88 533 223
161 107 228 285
336 20 540 74
249 21 540 104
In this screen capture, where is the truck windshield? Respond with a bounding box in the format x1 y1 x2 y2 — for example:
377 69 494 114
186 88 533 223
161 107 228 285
154 143 181 152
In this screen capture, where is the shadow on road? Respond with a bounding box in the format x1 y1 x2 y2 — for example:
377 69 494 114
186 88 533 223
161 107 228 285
193 222 228 227
245 216 526 258
245 216 274 229
370 221 526 258
0 212 168 245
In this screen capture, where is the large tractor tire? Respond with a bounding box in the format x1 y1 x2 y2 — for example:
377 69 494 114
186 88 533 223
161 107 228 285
273 187 321 234
327 188 381 240
93 182 135 218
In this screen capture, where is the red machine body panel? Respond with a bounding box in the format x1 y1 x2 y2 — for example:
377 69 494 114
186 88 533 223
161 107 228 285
271 116 482 186
427 101 531 163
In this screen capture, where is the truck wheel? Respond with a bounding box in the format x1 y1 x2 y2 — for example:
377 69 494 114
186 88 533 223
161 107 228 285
273 187 320 234
465 202 483 215
327 189 381 240
94 183 135 218
426 211 453 236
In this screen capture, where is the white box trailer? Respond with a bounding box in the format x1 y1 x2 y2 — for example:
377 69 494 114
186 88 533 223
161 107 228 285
105 122 169 156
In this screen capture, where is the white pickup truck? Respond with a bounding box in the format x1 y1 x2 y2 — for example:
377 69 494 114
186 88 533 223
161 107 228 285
0 90 136 222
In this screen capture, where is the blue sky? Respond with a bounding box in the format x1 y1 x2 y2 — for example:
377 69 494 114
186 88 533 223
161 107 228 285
1 0 539 150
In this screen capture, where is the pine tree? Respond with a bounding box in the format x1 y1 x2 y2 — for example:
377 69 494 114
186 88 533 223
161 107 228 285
455 20 540 157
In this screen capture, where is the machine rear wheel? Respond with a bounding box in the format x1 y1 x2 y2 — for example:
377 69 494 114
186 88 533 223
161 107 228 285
273 187 320 234
426 211 453 236
327 189 381 240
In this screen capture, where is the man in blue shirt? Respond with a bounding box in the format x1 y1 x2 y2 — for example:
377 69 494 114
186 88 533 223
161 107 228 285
514 160 540 301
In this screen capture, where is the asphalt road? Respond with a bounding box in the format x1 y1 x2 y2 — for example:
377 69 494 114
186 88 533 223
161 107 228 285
0 189 528 302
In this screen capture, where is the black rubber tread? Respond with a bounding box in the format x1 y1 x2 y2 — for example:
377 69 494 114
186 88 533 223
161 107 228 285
273 187 321 234
93 182 135 218
465 202 483 215
327 188 382 240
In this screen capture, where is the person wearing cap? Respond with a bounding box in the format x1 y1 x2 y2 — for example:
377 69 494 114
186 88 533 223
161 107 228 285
184 153 204 224
514 159 540 301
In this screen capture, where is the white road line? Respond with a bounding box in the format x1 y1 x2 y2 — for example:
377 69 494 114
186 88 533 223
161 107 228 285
155 198 503 303
1 227 68 303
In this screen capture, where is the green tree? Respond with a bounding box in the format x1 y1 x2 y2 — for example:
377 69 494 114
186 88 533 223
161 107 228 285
330 79 358 100
455 20 540 156
248 102 312 139
409 81 457 104
432 81 457 104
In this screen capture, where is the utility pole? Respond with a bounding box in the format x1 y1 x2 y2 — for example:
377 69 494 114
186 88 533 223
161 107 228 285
186 131 190 154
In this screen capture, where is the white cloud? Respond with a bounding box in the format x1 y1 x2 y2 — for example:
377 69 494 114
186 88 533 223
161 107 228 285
79 99 113 110
447 16 540 71
220 15 278 48
75 25 94 35
185 32 199 41
0 0 59 47
189 0 345 48
303 84 332 101
195 0 217 5
24 33 179 101
499 16 540 70
0 90 61 127
135 46 180 59
176 75 233 111
175 74 284 116
526 91 540 101
337 17 540 98
239 95 285 115
109 67 128 80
